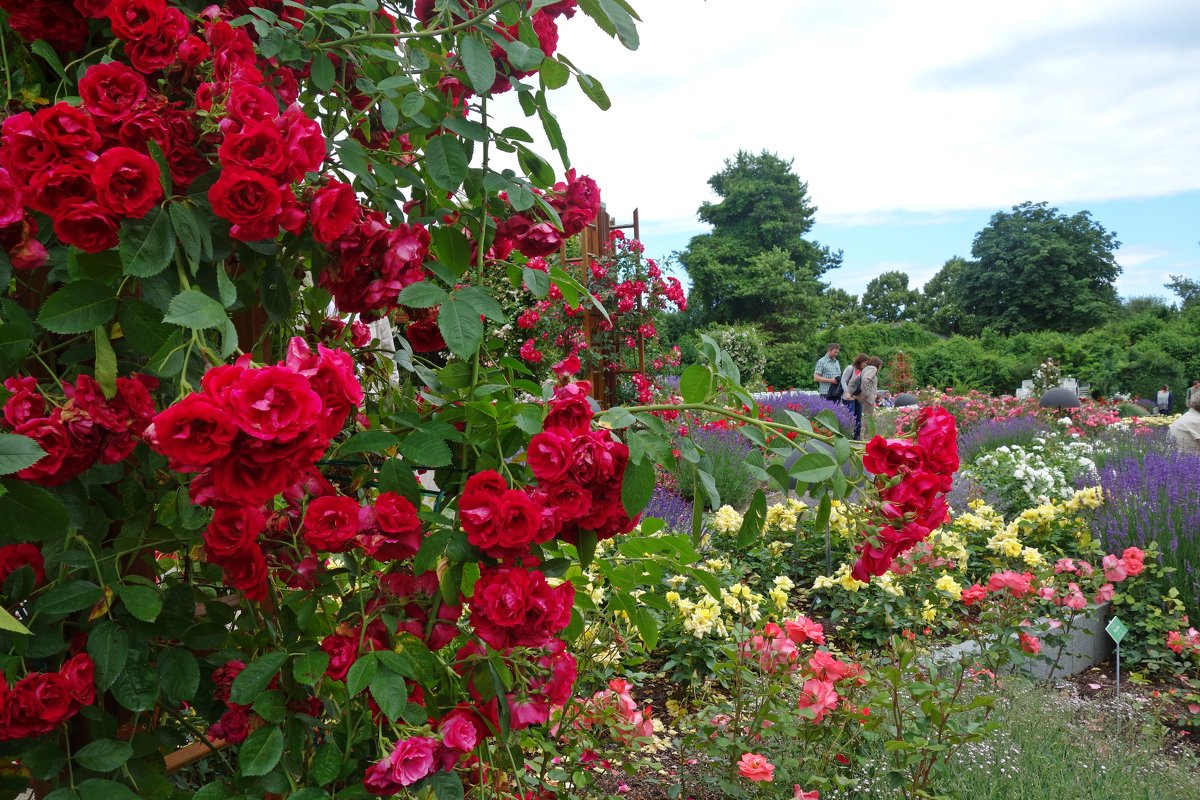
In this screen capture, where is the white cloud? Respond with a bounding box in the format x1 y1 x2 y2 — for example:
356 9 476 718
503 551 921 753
505 0 1200 228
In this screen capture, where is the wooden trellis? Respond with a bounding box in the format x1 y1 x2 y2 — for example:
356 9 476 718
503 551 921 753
558 206 644 409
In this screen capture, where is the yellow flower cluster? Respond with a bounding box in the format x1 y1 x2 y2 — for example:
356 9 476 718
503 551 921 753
719 583 765 621
934 573 963 600
676 594 726 638
765 498 808 532
1063 486 1103 511
711 505 743 534
813 564 869 593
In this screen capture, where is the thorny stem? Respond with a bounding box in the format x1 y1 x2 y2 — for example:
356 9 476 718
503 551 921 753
314 0 521 48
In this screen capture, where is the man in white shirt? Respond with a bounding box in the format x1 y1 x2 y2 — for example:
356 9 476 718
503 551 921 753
1169 393 1200 454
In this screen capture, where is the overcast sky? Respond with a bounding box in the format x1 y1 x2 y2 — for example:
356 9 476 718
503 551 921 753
500 0 1200 300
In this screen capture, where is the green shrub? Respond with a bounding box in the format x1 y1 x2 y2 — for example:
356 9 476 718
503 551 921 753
701 324 767 386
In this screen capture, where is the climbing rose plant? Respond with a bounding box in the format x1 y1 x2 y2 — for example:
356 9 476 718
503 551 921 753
0 2 955 798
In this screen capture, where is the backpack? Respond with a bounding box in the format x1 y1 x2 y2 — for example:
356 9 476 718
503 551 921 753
847 371 863 397
827 374 845 402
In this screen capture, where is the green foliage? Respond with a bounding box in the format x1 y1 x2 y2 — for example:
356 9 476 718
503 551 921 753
699 325 767 386
958 201 1122 335
862 270 921 323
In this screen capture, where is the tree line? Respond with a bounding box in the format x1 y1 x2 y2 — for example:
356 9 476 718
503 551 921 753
661 150 1200 402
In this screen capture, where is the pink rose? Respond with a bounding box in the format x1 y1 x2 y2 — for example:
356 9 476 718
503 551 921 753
737 753 775 782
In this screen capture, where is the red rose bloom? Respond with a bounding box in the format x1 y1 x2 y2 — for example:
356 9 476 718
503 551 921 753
303 495 361 553
226 365 322 442
33 103 100 153
204 505 266 560
278 108 326 181
468 565 573 649
218 119 288 177
220 542 268 601
209 167 283 242
406 318 446 353
78 62 149 121
58 654 95 709
320 634 359 681
52 202 120 253
310 180 357 244
107 0 166 40
146 393 238 471
359 491 422 560
27 159 97 216
527 428 574 483
94 146 163 219
0 543 46 588
544 381 594 433
123 6 188 74
862 436 926 477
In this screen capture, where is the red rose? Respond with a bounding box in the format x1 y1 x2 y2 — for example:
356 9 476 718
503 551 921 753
146 393 238 471
544 381 594 433
278 108 325 181
218 119 288 178
220 542 268 601
0 114 57 184
226 365 322 442
915 406 959 476
310 180 357 244
0 543 46 589
27 159 97 216
34 103 100 153
467 565 573 649
0 167 24 227
320 634 358 681
303 495 361 553
78 62 149 122
381 571 463 651
516 222 562 258
209 705 250 743
204 505 266 560
58 653 95 709
459 472 543 557
862 436 926 477
3 376 45 427
527 428 574 483
359 491 422 560
107 0 166 40
3 0 88 54
406 318 446 352
223 81 280 125
11 672 73 733
439 710 479 753
52 202 120 253
123 7 188 74
178 35 211 67
94 146 163 219
13 413 93 486
209 167 283 242
206 438 307 507
281 339 363 440
1 217 49 271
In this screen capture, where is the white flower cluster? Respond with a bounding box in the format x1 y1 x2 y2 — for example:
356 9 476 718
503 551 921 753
966 436 1097 511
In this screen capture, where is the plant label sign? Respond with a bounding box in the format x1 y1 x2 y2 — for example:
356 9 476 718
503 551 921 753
1106 616 1128 644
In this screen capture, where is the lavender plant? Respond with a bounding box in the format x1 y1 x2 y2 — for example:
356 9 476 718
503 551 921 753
958 417 1052 464
644 486 694 535
675 425 759 509
759 391 857 437
1087 451 1200 613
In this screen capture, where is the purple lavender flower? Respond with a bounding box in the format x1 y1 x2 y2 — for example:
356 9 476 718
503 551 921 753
957 416 1051 464
643 486 692 534
757 391 856 437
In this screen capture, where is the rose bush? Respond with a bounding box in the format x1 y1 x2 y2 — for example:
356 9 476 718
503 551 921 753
0 3 948 798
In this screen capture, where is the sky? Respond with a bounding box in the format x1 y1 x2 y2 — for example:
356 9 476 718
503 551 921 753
498 0 1200 300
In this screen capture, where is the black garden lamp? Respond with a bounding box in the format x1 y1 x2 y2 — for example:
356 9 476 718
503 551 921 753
893 393 918 408
1039 387 1080 410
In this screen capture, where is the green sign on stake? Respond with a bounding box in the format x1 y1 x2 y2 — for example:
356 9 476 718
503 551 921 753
1106 616 1128 699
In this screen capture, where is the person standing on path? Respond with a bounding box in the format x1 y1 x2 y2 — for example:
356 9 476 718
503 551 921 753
1169 392 1200 453
1156 384 1173 415
813 343 841 399
1187 380 1200 408
852 356 883 438
841 352 868 437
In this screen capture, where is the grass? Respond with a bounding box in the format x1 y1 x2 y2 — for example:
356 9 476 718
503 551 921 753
940 681 1199 800
837 679 1199 799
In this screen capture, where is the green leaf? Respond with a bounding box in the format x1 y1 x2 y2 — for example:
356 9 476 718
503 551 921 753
431 226 472 274
0 433 45 476
169 203 207 266
0 604 31 634
157 648 199 702
789 451 838 483
456 286 505 323
164 289 228 330
238 725 284 777
216 265 237 308
252 691 286 724
73 739 133 773
88 620 129 690
460 35 497 93
596 0 639 49
339 429 398 455
77 780 139 800
94 326 118 400
369 666 408 723
576 529 597 571
293 650 330 686
620 456 655 518
575 72 611 110
425 135 469 191
736 489 767 549
118 299 173 357
540 58 570 90
37 280 117 335
523 266 550 297
36 581 102 616
310 742 342 786
229 652 289 706
399 429 453 468
437 296 484 358
379 458 421 506
0 480 68 540
116 583 162 622
260 261 291 323
398 281 448 309
31 39 68 80
345 652 377 697
310 52 335 91
678 364 712 404
422 771 465 800
120 209 177 278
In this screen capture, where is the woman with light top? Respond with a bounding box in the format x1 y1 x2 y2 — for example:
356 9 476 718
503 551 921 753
1169 392 1200 454
850 356 883 438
